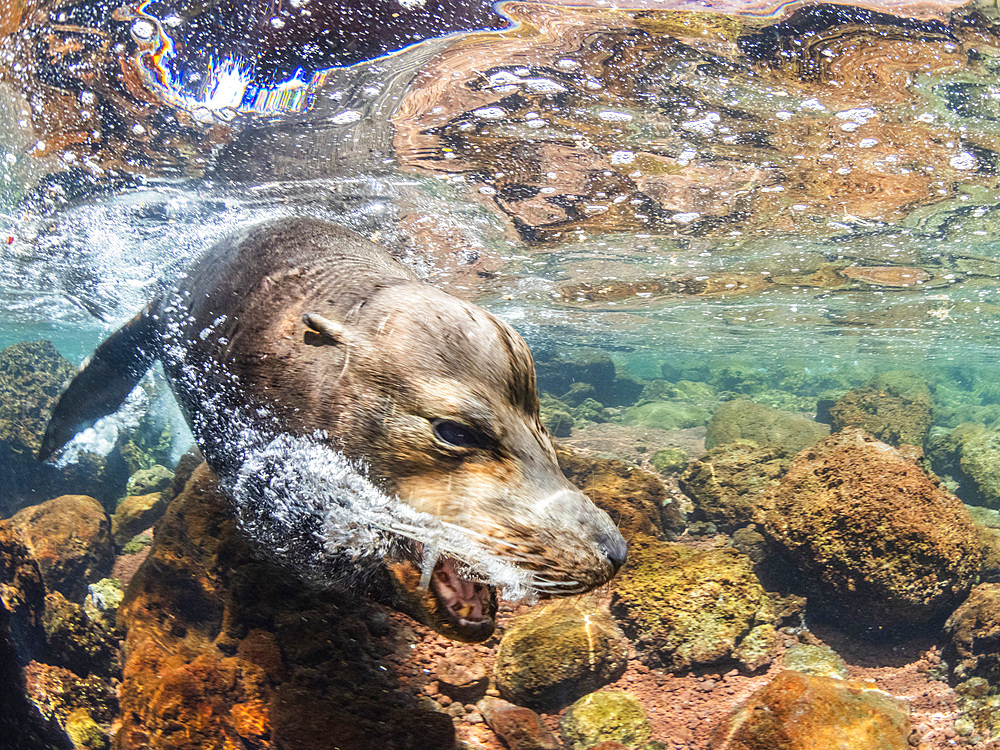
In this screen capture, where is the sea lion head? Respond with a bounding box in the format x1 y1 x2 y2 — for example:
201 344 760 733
302 281 627 641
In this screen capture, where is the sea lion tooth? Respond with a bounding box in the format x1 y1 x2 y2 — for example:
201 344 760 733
302 312 347 343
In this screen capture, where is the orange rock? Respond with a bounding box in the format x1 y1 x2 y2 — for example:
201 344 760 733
116 462 457 750
710 670 910 750
11 495 113 602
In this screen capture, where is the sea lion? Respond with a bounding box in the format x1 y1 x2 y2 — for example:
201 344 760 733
40 217 627 641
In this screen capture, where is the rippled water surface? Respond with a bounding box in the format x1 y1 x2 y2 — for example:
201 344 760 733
2 0 1000 380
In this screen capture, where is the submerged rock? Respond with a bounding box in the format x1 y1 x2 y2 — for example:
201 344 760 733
117 462 456 750
110 491 167 549
710 670 910 750
679 442 791 531
781 643 848 680
11 495 114 603
611 534 777 671
763 428 980 634
0 518 47 661
829 372 932 448
125 465 174 497
559 691 652 750
558 448 683 537
651 447 688 475
42 592 120 678
0 340 73 460
478 696 561 750
705 400 829 453
943 583 1000 684
621 400 711 431
494 601 629 710
0 341 119 515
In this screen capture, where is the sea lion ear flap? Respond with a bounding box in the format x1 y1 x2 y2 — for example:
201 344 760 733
302 313 347 345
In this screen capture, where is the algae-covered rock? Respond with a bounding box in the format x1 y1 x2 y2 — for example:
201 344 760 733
829 372 932 447
0 340 74 459
0 518 47 662
64 707 110 750
710 670 910 750
82 578 124 630
943 583 1000 683
705 400 829 453
558 448 683 536
112 410 175 477
763 428 981 634
735 624 779 672
11 495 114 602
651 447 688 475
559 691 652 750
42 591 120 678
111 491 168 548
125 464 174 496
680 442 791 531
621 400 711 430
781 643 848 680
23 660 118 729
494 601 629 710
611 534 773 671
957 429 1000 509
540 394 575 437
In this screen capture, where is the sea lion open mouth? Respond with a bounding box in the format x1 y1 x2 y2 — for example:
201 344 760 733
387 551 500 642
429 556 495 640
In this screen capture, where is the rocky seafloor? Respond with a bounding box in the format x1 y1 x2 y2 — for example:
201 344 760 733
6 339 1000 749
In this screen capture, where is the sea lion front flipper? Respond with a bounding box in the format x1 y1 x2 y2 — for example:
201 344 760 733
38 303 160 461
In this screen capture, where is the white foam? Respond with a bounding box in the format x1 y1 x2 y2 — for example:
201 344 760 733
229 432 536 602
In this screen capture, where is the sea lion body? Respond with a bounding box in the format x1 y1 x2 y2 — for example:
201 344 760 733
42 217 626 640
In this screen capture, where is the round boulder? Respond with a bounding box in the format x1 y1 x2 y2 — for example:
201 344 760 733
559 691 651 750
762 428 980 634
494 601 628 711
11 495 113 602
710 670 910 750
705 399 829 453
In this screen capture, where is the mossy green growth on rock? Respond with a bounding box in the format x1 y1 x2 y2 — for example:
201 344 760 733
652 447 688 474
559 691 652 750
621 400 711 430
829 371 932 447
735 624 778 672
120 532 153 555
705 399 829 453
83 578 124 629
540 394 575 437
0 340 74 458
494 602 629 710
64 707 110 750
125 465 174 497
680 442 791 531
611 534 773 671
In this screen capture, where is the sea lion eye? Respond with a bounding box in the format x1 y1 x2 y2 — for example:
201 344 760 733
432 419 487 450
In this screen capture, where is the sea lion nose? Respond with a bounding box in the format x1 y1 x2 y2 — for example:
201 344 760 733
597 530 628 575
